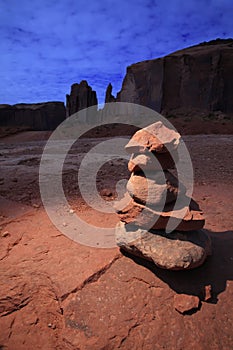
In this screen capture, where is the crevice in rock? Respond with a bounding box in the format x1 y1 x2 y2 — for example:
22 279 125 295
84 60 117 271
0 295 31 317
36 272 64 316
123 276 152 286
8 316 16 339
118 321 140 348
0 233 24 261
61 254 122 301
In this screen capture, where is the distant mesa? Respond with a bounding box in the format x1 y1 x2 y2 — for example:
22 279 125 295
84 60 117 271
0 102 66 131
66 80 98 117
0 38 233 132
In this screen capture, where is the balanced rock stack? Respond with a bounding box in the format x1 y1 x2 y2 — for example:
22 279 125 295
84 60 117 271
115 122 211 270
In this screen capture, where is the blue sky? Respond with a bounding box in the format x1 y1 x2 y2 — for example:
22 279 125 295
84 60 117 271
0 0 233 106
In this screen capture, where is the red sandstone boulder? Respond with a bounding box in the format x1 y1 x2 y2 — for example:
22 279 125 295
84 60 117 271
115 221 211 270
127 171 186 207
128 151 178 172
125 121 180 154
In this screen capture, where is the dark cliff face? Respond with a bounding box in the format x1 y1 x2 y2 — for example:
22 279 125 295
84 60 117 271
66 80 98 117
116 39 233 116
0 102 66 131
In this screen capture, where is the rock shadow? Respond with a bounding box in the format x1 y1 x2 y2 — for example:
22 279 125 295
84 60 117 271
121 229 233 303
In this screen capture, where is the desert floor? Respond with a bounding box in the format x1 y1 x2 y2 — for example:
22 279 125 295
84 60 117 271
0 130 232 350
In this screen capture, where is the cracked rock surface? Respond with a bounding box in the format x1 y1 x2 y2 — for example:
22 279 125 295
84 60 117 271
0 132 233 349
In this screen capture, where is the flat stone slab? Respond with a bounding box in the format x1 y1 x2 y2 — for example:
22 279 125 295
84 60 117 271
174 294 200 314
116 198 205 231
115 222 212 270
125 121 180 154
128 151 178 172
127 171 186 207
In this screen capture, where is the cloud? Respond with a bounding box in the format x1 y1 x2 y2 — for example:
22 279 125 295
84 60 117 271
0 0 233 105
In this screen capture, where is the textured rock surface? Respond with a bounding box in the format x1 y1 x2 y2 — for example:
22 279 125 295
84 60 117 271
0 102 65 131
125 121 180 154
174 294 200 314
115 222 211 270
0 132 233 349
127 171 186 206
66 80 98 117
117 39 233 115
117 198 205 231
116 121 208 274
128 151 177 172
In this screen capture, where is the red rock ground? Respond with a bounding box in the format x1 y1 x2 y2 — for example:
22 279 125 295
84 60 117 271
0 129 233 349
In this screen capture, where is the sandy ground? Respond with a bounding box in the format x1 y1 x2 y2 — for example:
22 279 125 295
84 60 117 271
0 130 233 349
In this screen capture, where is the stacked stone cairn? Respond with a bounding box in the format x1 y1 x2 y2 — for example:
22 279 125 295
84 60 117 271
115 122 211 270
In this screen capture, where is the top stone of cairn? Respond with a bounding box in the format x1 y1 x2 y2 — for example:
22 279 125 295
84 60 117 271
125 121 180 154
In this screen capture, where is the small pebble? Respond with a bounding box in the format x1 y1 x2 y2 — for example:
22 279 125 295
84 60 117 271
2 231 10 238
204 285 212 301
48 323 56 329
